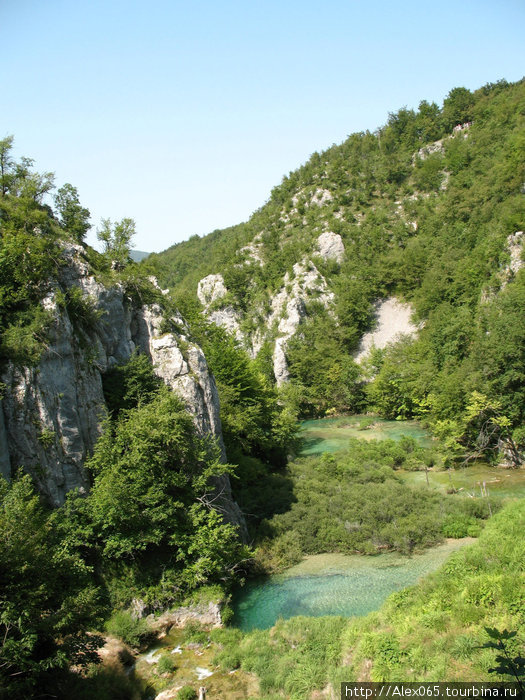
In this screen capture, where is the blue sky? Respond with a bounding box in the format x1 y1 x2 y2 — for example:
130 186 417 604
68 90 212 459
1 0 524 252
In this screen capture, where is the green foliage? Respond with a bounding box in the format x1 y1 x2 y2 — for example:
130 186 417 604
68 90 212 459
481 628 525 687
197 324 300 465
442 86 475 130
0 306 53 365
87 388 249 599
182 621 209 644
258 439 451 564
413 153 445 191
357 499 524 680
102 351 163 418
237 616 346 699
37 427 56 449
0 475 102 698
105 610 149 647
56 285 104 337
156 652 177 674
0 137 100 368
177 687 198 700
54 183 91 242
96 217 136 270
442 512 482 538
286 307 363 416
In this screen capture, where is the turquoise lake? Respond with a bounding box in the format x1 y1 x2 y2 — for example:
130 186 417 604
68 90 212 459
232 415 446 631
231 542 470 631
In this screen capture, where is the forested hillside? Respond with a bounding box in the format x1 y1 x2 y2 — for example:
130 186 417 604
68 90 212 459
145 78 525 465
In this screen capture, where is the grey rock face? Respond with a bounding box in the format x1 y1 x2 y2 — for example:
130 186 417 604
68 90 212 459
208 307 244 344
507 231 524 277
268 261 334 384
2 298 100 505
197 274 228 306
133 304 226 456
197 274 244 344
354 297 419 364
1 244 246 536
317 231 344 263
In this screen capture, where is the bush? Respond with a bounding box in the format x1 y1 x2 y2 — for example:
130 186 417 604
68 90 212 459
177 687 197 700
182 621 209 645
442 513 482 538
156 653 176 674
105 611 149 647
56 286 103 336
213 648 241 670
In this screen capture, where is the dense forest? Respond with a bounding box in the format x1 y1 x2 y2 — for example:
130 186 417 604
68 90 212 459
0 78 524 698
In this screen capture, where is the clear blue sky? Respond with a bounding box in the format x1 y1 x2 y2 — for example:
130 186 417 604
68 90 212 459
1 0 524 253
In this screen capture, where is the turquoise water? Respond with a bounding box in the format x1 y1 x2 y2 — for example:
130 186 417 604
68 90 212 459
232 543 469 631
300 415 432 455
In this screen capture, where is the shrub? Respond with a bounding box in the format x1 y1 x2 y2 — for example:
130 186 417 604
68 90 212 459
177 687 197 700
182 621 209 645
442 513 482 538
56 286 103 336
213 648 241 670
105 610 149 647
157 653 176 674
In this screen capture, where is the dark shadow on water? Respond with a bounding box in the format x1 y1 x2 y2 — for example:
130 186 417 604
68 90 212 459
300 436 324 451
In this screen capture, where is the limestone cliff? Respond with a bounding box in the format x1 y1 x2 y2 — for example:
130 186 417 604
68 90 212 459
1 243 245 534
197 259 337 384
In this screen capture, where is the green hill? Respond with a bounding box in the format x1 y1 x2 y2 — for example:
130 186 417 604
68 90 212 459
145 78 525 463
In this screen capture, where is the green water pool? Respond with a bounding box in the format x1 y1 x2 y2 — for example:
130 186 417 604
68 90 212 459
231 541 471 631
300 414 433 454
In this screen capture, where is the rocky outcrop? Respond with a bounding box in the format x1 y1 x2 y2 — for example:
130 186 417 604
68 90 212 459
145 601 222 632
0 401 11 481
317 231 344 263
238 240 263 266
355 297 419 363
415 138 445 162
310 187 333 207
2 295 103 504
480 231 524 303
197 274 227 306
269 261 334 384
506 231 524 277
196 256 336 384
197 273 244 344
1 244 245 535
132 304 225 451
207 307 244 344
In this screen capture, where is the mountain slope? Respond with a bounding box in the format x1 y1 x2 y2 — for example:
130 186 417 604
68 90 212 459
145 78 525 460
